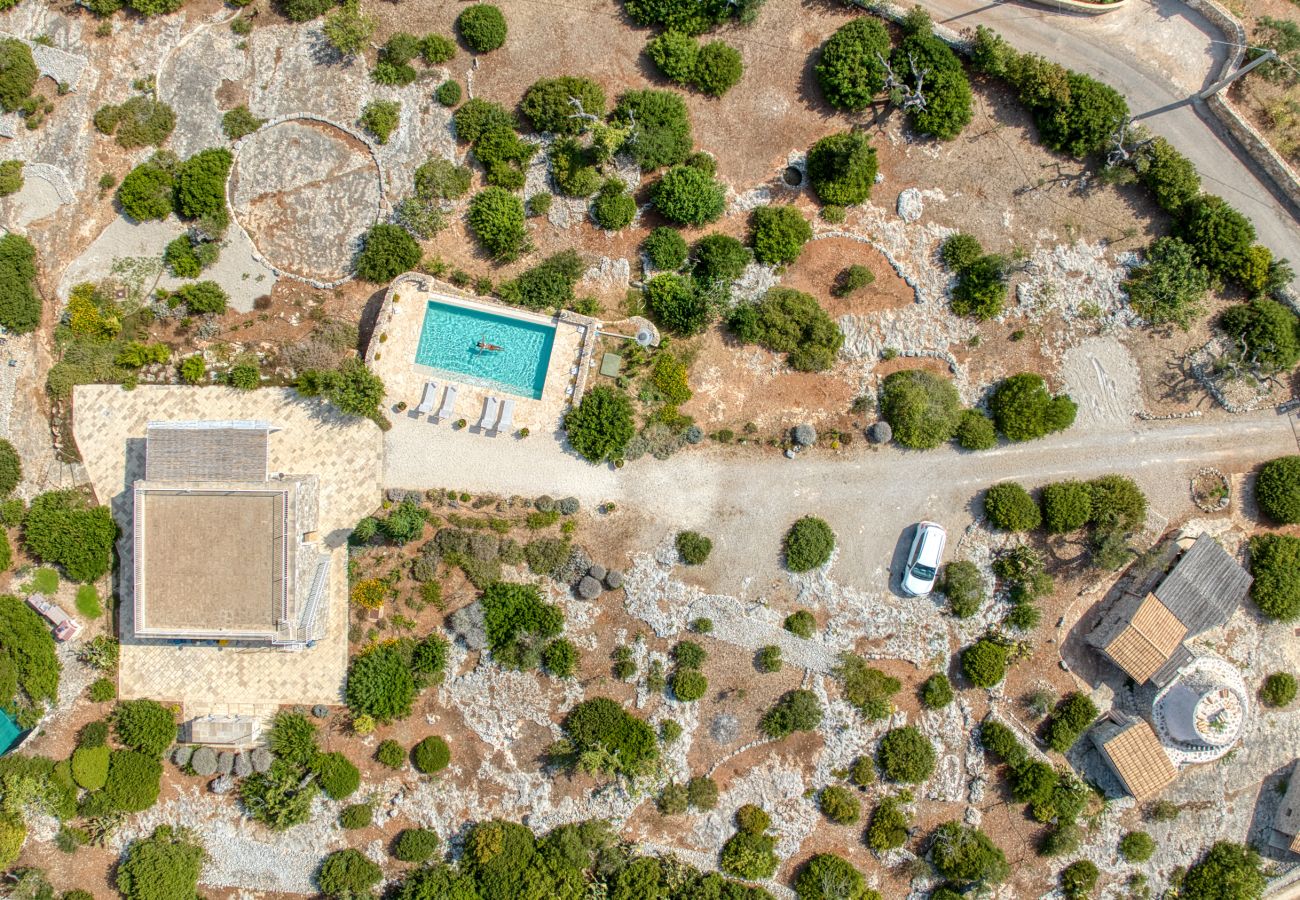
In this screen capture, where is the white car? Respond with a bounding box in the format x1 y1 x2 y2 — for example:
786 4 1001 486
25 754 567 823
901 522 947 597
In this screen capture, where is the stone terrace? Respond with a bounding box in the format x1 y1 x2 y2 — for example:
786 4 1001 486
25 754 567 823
72 385 383 715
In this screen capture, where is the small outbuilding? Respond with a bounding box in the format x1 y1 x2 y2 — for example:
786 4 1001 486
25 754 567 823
1090 711 1178 801
1270 760 1300 856
1086 534 1252 687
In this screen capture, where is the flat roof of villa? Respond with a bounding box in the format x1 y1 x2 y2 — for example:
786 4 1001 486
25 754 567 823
134 484 286 638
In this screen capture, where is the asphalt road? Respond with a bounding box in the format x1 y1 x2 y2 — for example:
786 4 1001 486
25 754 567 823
913 0 1300 275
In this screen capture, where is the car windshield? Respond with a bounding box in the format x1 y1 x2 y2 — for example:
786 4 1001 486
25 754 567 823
910 563 936 581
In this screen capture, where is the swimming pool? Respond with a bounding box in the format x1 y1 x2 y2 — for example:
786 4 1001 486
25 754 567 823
414 299 557 400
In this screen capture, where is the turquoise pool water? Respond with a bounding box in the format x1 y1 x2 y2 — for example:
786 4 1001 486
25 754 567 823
414 300 556 400
0 708 21 755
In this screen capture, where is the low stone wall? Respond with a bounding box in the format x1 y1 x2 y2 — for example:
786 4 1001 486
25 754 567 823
1020 0 1127 14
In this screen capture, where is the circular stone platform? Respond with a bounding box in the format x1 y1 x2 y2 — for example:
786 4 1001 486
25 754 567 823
229 119 382 282
1152 652 1249 764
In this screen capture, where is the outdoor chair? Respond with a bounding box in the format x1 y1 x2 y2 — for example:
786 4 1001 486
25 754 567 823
478 396 500 431
434 385 457 421
494 398 515 436
415 381 439 415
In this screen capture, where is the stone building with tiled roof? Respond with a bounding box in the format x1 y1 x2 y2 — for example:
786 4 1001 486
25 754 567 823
1270 761 1300 856
1090 711 1178 801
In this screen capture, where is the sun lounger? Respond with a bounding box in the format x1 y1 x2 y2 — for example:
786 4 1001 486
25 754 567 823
494 398 515 436
435 385 457 421
415 381 439 415
478 396 500 431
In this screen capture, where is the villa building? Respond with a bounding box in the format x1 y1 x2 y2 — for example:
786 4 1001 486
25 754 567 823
1090 711 1178 801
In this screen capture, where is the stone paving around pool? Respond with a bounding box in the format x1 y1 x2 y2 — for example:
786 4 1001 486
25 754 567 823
72 385 383 716
368 274 590 438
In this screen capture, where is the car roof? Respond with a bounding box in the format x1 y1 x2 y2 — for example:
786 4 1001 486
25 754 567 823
914 523 945 567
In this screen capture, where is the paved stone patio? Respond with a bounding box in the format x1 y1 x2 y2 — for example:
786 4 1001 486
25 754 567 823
72 385 383 714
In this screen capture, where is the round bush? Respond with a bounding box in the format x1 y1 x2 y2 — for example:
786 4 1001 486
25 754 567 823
749 204 812 266
521 76 605 134
721 829 779 880
920 673 954 709
815 19 890 111
116 826 203 900
311 751 360 800
105 749 163 813
1261 672 1297 708
435 80 462 107
691 233 751 285
941 233 982 272
671 669 708 702
1119 830 1156 863
394 827 439 863
878 725 936 783
784 516 835 572
756 645 782 673
645 272 713 336
412 735 451 774
989 373 1078 443
795 853 874 900
675 530 712 565
376 739 405 769
1256 456 1300 524
339 802 372 829
653 165 725 226
694 41 744 96
0 40 36 113
117 159 175 222
961 638 1009 688
849 756 875 788
468 187 528 261
591 178 636 230
0 439 20 496
564 384 635 463
647 30 698 83
984 482 1041 532
643 226 688 271
318 848 381 899
355 223 420 283
736 803 771 835
879 369 963 449
456 4 507 53
951 255 1007 319
929 821 1009 884
113 699 177 758
955 409 997 451
807 131 877 206
612 89 693 171
1041 481 1092 533
819 784 860 824
785 609 816 637
1249 533 1300 620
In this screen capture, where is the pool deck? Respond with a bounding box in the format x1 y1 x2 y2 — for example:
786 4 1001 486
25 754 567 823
367 274 593 437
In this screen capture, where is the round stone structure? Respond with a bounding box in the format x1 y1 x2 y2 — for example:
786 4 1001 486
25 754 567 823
1152 653 1248 763
228 118 383 283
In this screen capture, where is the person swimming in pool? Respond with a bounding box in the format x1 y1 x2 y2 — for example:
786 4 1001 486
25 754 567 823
476 341 504 352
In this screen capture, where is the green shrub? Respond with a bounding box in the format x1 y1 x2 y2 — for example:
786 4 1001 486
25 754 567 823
241 759 318 830
340 802 372 829
89 677 116 702
321 0 374 57
174 147 232 231
277 0 333 20
784 516 835 572
832 263 874 297
116 153 177 222
879 369 962 449
898 35 972 140
689 233 750 284
0 40 35 113
268 711 318 766
21 491 116 583
676 530 712 565
481 580 564 670
0 234 38 335
951 255 1007 319
564 385 635 463
521 76 605 134
105 749 163 812
728 287 843 372
653 165 725 225
71 745 109 791
1135 137 1200 215
113 699 176 757
878 725 936 783
929 821 1009 885
0 439 19 496
468 187 528 261
735 803 771 836
953 409 996 451
116 826 204 900
1257 456 1300 524
376 739 405 768
984 482 1040 532
100 96 177 149
961 637 1009 688
0 160 22 198
647 30 698 84
435 80 462 107
990 373 1077 442
1060 859 1099 900
542 638 578 678
866 796 908 852
941 232 982 272
1043 692 1098 753
457 4 507 53
837 654 900 721
686 774 718 810
473 125 538 190
311 751 360 799
1124 236 1209 330
795 854 876 900
806 131 877 206
672 640 706 669
921 673 954 709
355 222 420 282
941 560 985 617
756 645 782 672
819 784 859 824
644 227 689 270
1219 297 1300 374
693 41 744 96
318 848 382 899
412 735 451 773
622 0 754 33
1261 672 1298 707
453 98 517 143
227 362 260 390
784 609 815 638
1119 830 1156 863
815 18 890 111
498 250 584 311
164 235 207 278
1177 194 1256 285
394 827 439 862
670 669 707 702
1250 534 1300 621
295 358 384 420
592 178 636 230
613 89 693 171
720 829 779 880
346 643 416 721
173 280 228 315
360 100 401 144
644 273 713 336
1087 474 1147 532
1041 481 1092 533
221 105 265 140
1180 842 1265 900
558 697 659 778
420 33 455 64
749 204 811 266
760 689 822 738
